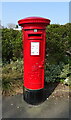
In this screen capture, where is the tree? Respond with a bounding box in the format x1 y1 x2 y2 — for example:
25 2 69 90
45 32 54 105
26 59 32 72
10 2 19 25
0 20 4 29
2 28 22 63
7 23 16 29
46 23 70 64
2 23 71 65
15 25 18 28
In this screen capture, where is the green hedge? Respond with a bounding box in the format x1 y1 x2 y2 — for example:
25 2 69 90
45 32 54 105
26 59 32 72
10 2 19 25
2 23 71 94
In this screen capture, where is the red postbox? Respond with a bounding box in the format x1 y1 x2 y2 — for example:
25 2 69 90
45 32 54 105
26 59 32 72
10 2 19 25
18 17 50 105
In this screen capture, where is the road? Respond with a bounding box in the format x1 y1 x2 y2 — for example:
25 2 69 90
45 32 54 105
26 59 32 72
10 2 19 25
2 94 70 119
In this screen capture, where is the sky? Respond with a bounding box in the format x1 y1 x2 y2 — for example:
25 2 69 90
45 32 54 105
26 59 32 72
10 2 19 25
0 2 70 27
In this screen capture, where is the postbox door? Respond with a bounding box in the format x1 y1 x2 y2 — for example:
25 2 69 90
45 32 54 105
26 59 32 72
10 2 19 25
23 30 46 90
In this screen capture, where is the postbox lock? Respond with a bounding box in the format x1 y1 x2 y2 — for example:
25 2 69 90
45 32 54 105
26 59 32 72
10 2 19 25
38 65 44 69
34 29 37 32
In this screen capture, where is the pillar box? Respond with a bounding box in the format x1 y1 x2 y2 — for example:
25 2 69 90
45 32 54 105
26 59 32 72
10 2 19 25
18 17 50 105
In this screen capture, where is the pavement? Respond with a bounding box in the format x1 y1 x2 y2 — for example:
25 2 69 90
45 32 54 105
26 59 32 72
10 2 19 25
2 94 70 119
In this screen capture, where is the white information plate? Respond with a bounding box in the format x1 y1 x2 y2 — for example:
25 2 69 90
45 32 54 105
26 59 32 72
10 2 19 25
31 42 39 55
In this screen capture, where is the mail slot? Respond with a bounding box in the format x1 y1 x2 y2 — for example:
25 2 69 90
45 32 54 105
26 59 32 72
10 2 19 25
18 17 50 105
28 32 42 39
28 34 41 37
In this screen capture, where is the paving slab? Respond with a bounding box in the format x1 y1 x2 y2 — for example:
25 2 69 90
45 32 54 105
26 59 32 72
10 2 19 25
2 94 70 119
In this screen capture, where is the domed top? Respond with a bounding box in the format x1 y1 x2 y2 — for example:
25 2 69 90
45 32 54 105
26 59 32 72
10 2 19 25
18 17 50 26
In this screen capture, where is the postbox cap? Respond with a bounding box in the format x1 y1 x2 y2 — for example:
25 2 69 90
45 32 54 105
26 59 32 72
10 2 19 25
18 17 50 26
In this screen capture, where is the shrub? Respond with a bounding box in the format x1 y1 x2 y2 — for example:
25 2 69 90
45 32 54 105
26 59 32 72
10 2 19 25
2 59 23 95
2 28 22 64
45 62 70 85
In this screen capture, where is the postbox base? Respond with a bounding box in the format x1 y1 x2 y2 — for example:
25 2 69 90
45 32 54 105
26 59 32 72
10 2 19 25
23 87 47 105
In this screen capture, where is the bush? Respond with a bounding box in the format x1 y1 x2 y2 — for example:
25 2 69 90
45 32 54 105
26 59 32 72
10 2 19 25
46 23 70 64
2 23 71 95
45 23 71 86
45 62 71 86
2 28 22 64
2 59 23 95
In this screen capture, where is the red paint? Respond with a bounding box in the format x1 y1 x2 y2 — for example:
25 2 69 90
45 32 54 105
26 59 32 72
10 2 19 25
18 17 50 90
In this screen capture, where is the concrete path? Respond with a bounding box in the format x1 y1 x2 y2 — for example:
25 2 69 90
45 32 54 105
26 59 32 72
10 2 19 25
2 94 70 119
